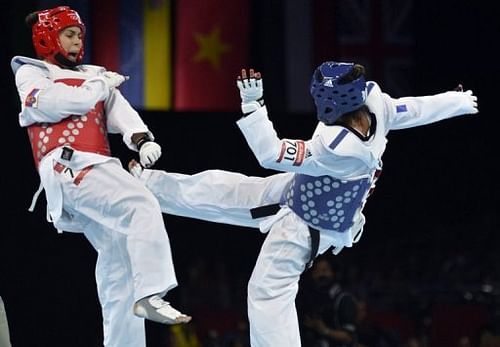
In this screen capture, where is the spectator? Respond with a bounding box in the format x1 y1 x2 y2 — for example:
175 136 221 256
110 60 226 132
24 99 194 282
297 256 361 347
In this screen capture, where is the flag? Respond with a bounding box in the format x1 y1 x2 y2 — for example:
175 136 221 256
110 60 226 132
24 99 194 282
283 0 415 114
91 0 172 111
174 0 250 111
38 0 171 111
143 0 171 110
283 0 315 114
283 0 339 114
332 0 416 96
91 0 120 72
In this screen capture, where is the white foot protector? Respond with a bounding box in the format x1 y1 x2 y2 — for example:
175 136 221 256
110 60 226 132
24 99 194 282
133 295 192 324
128 159 143 178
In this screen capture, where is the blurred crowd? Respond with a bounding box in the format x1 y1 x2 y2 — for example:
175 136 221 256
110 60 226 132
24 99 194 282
157 211 500 347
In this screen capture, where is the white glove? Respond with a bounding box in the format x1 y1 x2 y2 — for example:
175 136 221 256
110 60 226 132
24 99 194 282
463 89 479 114
236 68 264 114
139 141 162 168
128 159 143 178
102 71 129 89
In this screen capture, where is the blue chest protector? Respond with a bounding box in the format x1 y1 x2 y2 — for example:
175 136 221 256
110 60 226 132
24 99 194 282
280 174 371 232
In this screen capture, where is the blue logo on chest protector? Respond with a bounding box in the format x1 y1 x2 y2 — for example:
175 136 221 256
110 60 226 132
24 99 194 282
280 174 371 232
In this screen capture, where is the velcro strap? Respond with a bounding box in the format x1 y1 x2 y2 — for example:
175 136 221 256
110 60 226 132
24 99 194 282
136 136 152 150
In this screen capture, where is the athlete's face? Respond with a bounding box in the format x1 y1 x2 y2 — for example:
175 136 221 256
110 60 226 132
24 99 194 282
58 26 83 62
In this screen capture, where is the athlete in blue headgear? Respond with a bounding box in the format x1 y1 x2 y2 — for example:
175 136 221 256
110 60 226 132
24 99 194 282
129 61 478 347
234 62 477 347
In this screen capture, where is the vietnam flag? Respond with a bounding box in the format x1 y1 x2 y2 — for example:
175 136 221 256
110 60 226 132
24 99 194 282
174 0 250 111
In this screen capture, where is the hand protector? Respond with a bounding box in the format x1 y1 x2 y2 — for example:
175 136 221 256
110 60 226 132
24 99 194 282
452 84 478 114
463 89 479 114
102 71 129 89
139 141 162 168
237 68 264 114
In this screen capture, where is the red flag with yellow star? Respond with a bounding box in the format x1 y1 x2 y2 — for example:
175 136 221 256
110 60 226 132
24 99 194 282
174 0 250 111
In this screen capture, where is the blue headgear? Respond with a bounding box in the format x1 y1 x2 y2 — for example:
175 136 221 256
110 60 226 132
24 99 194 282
310 61 367 124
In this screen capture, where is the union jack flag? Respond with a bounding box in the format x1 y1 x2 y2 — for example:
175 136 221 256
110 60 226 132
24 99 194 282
285 0 416 114
332 0 416 97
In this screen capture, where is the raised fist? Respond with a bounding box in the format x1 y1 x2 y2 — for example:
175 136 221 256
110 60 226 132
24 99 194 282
139 141 162 168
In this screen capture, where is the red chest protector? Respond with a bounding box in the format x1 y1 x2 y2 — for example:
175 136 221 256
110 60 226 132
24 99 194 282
27 78 111 169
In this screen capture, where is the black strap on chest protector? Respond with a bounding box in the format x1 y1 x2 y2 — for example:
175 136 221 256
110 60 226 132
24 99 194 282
307 226 320 269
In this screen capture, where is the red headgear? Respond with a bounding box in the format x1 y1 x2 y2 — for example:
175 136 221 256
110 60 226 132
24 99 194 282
31 6 85 66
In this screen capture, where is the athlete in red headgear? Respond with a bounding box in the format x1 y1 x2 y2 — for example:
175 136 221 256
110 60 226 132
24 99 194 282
30 6 86 67
11 6 190 347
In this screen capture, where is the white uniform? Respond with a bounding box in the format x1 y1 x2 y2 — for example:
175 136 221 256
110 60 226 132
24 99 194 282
11 56 177 347
140 169 293 227
137 81 477 347
236 82 477 347
0 296 11 347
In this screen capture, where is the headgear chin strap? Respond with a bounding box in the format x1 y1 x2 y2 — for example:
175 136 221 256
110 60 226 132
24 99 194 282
310 62 367 125
31 6 85 67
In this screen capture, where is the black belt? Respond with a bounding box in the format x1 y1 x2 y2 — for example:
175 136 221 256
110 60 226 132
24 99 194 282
250 203 320 269
250 203 281 219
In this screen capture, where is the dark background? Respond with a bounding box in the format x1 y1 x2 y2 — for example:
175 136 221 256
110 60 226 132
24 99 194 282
1 1 499 346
